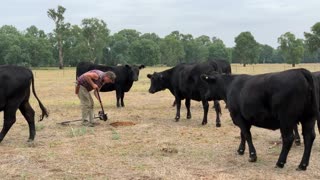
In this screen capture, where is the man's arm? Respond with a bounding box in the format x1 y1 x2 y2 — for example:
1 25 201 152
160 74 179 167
84 72 99 90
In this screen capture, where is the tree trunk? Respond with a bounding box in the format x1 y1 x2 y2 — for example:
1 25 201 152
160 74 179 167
292 63 295 67
58 34 64 69
243 63 246 67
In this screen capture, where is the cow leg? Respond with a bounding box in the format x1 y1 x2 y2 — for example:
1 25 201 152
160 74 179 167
297 120 316 171
214 100 221 127
238 122 257 162
172 100 176 107
276 125 294 168
0 106 18 143
116 89 121 108
293 125 301 146
201 100 209 125
19 101 36 142
237 132 246 155
175 97 181 121
245 127 257 162
185 99 191 119
120 92 125 107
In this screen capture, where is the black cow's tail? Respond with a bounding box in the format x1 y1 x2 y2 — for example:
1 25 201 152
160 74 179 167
301 69 320 134
31 74 49 121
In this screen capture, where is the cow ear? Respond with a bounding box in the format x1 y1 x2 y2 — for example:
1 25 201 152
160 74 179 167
125 64 131 69
139 65 145 69
201 74 216 83
147 74 152 79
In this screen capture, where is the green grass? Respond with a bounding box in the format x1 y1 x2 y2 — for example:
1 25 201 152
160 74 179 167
111 129 120 140
69 126 94 137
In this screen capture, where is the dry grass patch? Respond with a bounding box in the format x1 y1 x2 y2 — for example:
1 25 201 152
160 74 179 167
0 64 320 179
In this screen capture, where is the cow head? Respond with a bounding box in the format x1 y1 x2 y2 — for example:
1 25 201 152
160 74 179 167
125 64 145 81
147 72 166 94
201 72 225 101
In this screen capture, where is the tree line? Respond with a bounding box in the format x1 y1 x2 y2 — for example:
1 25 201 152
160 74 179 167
0 5 320 68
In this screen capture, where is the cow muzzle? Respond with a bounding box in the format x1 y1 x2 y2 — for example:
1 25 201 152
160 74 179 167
149 89 156 94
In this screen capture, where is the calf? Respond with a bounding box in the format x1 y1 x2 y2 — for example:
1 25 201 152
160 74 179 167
147 62 222 126
201 68 319 170
0 65 49 142
76 62 145 107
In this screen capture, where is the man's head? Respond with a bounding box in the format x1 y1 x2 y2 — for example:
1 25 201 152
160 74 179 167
102 71 116 83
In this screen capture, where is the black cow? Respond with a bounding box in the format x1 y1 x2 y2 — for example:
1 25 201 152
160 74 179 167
147 61 223 126
0 65 49 142
201 68 320 171
293 71 320 146
76 61 145 107
171 59 231 108
209 59 232 74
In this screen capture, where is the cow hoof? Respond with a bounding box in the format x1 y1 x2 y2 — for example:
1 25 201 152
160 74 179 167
202 122 207 125
216 123 221 127
249 153 257 162
296 164 307 171
249 156 257 162
295 139 301 146
27 141 35 147
275 162 285 168
237 149 245 155
27 139 34 142
175 116 180 122
187 115 191 119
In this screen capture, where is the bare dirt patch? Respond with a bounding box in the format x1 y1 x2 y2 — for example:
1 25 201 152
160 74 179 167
110 121 137 127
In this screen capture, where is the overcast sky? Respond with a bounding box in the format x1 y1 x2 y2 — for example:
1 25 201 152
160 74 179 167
1 0 319 48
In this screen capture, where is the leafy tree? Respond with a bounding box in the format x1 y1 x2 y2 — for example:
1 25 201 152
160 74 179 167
108 33 130 65
0 25 21 64
117 29 141 44
208 38 228 60
63 25 90 66
140 33 161 44
195 36 211 62
302 44 320 63
278 32 304 67
258 44 274 63
47 5 69 69
0 25 54 67
226 47 233 63
271 49 284 63
129 39 160 65
160 35 185 65
168 31 182 40
23 26 54 66
179 34 210 63
107 29 141 65
196 35 211 46
81 18 110 63
234 32 259 66
304 22 320 53
180 34 198 63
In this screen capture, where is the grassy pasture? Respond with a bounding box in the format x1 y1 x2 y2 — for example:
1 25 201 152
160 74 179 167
1 64 320 179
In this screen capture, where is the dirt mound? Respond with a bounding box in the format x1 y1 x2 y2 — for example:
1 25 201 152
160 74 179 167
110 121 136 127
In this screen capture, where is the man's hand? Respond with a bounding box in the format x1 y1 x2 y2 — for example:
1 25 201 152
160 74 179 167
92 84 98 90
75 85 80 95
94 90 99 100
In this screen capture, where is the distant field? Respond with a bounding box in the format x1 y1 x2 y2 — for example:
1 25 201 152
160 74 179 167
1 64 320 179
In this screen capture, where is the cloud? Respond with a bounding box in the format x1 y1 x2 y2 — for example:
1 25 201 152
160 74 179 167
0 0 319 47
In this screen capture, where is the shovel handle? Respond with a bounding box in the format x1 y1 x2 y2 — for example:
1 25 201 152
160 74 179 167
96 90 105 112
